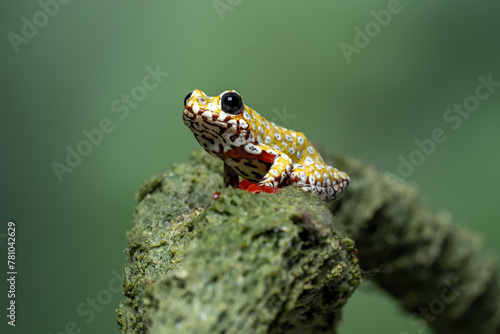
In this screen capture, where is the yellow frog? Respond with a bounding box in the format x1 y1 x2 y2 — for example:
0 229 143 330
183 89 349 202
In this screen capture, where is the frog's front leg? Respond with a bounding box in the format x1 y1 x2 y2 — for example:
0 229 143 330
256 150 293 188
244 143 293 194
223 163 240 188
220 143 291 194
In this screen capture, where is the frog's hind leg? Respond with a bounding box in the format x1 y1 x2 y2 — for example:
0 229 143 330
290 164 350 201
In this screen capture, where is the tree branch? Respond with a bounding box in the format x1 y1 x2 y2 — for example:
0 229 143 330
116 150 500 334
116 151 360 333
329 155 500 334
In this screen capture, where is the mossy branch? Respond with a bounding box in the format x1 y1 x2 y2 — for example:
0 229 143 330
329 156 500 334
116 151 500 334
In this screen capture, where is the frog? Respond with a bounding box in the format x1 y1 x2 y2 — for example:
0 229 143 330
182 89 349 202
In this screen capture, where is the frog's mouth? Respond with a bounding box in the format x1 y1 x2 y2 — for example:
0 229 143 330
183 106 233 131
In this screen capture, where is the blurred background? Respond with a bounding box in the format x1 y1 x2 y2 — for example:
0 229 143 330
1 1 499 333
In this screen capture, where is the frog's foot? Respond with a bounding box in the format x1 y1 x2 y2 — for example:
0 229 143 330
239 179 279 195
238 179 254 191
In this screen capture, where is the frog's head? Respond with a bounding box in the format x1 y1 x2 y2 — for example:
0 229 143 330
183 89 255 154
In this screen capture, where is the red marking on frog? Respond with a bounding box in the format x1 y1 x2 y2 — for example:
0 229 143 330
239 179 279 194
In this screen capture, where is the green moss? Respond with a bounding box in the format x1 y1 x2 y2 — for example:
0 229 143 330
145 187 360 334
117 151 360 333
117 151 224 333
118 150 500 334
327 154 500 334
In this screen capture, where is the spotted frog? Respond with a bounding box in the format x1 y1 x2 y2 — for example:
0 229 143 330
182 90 349 202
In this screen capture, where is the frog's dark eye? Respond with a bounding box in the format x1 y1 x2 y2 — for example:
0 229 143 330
184 92 193 107
221 92 243 115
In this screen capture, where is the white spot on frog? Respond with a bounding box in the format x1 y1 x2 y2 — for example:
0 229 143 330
300 172 307 182
239 119 248 129
207 103 218 112
244 143 262 155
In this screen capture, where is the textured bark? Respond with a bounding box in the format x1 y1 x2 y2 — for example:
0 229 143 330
117 150 500 334
329 156 500 334
116 151 361 333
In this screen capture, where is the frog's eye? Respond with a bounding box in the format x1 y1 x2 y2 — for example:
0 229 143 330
221 92 243 115
184 92 193 106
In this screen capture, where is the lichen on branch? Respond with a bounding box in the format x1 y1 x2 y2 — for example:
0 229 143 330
117 150 500 334
117 151 361 334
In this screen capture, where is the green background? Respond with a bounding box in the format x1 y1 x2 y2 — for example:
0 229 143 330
1 1 499 333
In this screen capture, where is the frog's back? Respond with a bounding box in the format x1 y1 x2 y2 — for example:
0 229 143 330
245 106 325 166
